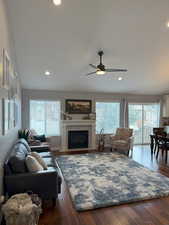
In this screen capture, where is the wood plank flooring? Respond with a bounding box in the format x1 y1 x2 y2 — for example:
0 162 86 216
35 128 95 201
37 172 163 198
39 145 169 225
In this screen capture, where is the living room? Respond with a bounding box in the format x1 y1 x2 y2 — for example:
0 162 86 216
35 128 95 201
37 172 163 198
1 0 169 224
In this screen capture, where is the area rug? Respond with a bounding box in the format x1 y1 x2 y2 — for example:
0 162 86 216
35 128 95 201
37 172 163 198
56 152 169 211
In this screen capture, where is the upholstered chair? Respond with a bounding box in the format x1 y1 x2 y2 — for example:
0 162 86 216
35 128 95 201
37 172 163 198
110 128 134 156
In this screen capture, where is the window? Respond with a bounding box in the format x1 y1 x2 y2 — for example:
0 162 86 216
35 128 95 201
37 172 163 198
128 103 160 144
96 102 120 134
30 100 61 136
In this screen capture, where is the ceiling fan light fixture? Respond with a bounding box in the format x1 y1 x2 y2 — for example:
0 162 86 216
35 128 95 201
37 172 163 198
53 0 62 6
45 70 51 76
87 50 127 76
96 70 106 75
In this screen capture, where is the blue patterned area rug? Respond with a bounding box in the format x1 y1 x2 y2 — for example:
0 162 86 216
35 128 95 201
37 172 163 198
56 152 169 211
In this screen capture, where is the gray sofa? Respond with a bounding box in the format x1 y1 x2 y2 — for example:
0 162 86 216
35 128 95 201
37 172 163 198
4 139 62 203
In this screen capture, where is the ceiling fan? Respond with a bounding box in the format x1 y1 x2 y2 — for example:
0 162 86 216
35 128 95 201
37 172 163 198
86 51 127 76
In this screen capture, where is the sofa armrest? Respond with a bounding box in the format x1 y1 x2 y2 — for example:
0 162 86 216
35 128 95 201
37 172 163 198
5 170 58 199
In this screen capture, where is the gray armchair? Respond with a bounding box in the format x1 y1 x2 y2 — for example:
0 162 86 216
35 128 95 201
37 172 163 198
110 128 134 155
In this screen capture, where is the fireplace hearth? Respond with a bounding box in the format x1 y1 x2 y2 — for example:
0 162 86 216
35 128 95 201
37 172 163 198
68 130 89 149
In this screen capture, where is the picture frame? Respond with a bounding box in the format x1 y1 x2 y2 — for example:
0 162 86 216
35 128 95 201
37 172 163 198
2 97 9 135
14 98 19 127
1 49 19 135
9 98 15 129
0 99 2 135
2 49 10 89
66 99 92 114
0 51 3 88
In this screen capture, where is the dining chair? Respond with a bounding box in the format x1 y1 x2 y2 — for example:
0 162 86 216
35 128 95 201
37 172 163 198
156 136 169 163
153 128 167 154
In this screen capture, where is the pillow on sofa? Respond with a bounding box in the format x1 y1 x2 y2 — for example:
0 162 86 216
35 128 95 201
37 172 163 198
31 152 47 170
9 154 27 173
33 135 46 142
17 138 31 152
26 155 43 172
8 144 28 173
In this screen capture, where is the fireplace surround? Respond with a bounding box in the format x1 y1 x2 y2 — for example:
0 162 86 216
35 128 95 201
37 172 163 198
61 120 96 151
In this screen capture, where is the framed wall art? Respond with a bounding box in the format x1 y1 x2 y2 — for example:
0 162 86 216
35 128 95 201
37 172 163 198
2 97 9 135
0 99 2 135
2 49 10 90
66 99 92 114
0 49 20 135
14 98 19 127
0 51 3 88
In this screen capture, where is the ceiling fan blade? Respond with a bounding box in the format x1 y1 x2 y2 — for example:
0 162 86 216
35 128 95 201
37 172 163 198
86 71 96 76
89 64 97 69
106 68 128 72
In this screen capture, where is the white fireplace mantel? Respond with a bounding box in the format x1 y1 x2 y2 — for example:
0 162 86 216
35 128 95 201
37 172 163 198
61 120 96 151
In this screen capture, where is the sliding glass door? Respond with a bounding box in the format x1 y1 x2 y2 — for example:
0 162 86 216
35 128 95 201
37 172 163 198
128 103 160 144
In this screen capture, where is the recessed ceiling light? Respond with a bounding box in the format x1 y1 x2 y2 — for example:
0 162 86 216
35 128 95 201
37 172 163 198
45 71 51 76
167 21 169 28
118 77 123 81
53 0 61 6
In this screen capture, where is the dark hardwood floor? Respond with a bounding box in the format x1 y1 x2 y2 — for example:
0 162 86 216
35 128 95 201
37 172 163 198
39 145 169 225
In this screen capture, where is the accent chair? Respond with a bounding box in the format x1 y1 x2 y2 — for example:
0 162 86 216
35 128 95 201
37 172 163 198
110 128 134 156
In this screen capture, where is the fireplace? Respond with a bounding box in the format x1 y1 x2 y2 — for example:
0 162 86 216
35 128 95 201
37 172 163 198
61 120 96 151
68 130 89 149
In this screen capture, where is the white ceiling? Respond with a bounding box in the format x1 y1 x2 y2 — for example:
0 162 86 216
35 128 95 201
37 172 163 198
6 0 169 94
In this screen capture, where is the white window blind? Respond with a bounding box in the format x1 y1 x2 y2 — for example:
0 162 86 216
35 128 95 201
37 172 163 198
30 100 60 136
96 102 120 134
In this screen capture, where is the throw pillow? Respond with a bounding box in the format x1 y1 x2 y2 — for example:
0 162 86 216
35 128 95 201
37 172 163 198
9 145 28 173
26 155 43 172
31 152 48 170
17 138 31 152
9 154 27 173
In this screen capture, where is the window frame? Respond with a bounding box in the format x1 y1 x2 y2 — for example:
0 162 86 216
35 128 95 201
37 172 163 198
95 100 121 134
29 99 61 136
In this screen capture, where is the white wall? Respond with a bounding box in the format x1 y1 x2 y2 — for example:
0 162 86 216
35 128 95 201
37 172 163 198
0 0 21 196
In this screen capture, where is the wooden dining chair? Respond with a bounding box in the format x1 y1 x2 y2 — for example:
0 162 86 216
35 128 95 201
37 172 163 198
156 136 169 163
153 128 167 154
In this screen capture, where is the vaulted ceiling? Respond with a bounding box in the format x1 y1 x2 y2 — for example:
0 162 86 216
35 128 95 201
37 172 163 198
6 0 169 94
